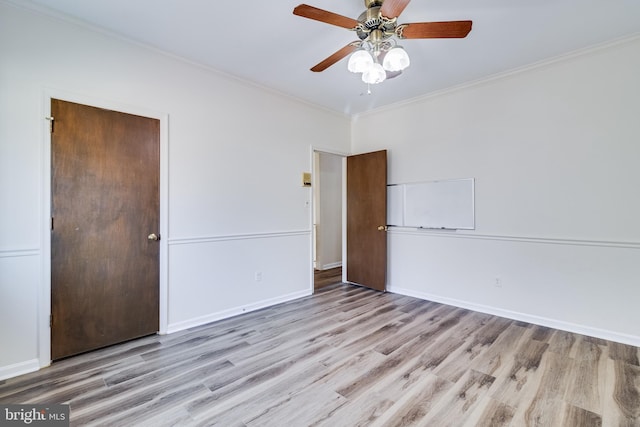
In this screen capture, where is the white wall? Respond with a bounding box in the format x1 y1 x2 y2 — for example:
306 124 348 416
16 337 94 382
0 1 350 379
352 36 640 345
316 152 343 270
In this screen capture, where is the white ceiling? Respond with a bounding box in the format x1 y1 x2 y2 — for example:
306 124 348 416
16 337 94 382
18 0 640 116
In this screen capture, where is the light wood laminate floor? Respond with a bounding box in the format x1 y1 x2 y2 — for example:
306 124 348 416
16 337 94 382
1 283 639 426
314 267 342 290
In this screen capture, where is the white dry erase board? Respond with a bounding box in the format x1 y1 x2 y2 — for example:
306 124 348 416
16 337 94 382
387 178 475 230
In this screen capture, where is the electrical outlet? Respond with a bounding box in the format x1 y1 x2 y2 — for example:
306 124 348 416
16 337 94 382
494 276 502 288
255 271 262 282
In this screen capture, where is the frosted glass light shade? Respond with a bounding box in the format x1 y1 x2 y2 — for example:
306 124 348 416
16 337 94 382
347 50 373 73
382 46 410 72
362 62 386 84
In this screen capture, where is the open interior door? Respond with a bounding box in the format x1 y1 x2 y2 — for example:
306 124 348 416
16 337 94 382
346 150 387 291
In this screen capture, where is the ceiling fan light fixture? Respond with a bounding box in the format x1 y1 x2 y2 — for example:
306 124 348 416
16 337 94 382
383 46 410 72
362 62 386 84
347 49 374 73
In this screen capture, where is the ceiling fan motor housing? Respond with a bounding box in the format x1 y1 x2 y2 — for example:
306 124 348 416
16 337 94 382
356 5 397 41
364 0 384 7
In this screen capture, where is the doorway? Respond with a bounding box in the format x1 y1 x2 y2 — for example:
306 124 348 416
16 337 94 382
312 151 344 291
50 99 160 360
311 149 388 292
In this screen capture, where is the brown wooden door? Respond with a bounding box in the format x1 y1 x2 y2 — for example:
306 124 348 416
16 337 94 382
51 99 160 360
346 150 387 291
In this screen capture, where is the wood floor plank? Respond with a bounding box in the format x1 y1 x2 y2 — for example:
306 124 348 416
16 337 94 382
530 325 555 342
315 349 389 390
372 304 463 356
319 304 446 367
192 360 334 424
563 337 606 415
70 358 234 420
611 360 640 424
200 343 331 407
433 316 515 383
137 408 198 427
311 389 395 427
73 382 211 426
105 341 248 387
463 396 515 427
1 283 639 427
561 403 603 427
192 347 385 423
490 337 549 409
418 369 495 427
368 373 453 427
609 341 640 366
466 323 530 379
520 351 572 426
547 329 577 355
334 317 469 401
245 384 346 427
0 338 161 400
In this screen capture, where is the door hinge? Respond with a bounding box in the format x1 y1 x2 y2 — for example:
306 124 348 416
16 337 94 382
51 217 54 231
45 116 54 133
49 314 53 327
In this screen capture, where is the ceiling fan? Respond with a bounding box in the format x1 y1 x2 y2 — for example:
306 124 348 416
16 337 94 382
293 0 472 84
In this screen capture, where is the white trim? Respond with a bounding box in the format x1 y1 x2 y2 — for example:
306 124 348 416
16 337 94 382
166 289 310 334
390 286 640 348
311 146 351 158
40 92 52 370
0 359 41 382
168 230 310 246
387 227 640 250
0 249 39 258
341 157 347 284
40 88 170 366
320 262 342 270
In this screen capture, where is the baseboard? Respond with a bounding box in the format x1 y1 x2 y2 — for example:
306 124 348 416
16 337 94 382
320 262 342 270
389 286 640 348
166 289 311 334
0 359 40 381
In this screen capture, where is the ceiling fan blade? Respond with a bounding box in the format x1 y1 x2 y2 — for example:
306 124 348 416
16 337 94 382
380 0 412 19
397 21 472 39
310 43 359 72
293 4 360 29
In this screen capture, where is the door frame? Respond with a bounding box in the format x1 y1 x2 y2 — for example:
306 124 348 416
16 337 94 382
40 89 169 368
309 146 349 291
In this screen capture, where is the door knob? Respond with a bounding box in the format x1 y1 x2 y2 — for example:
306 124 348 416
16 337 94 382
147 233 160 241
377 225 388 231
